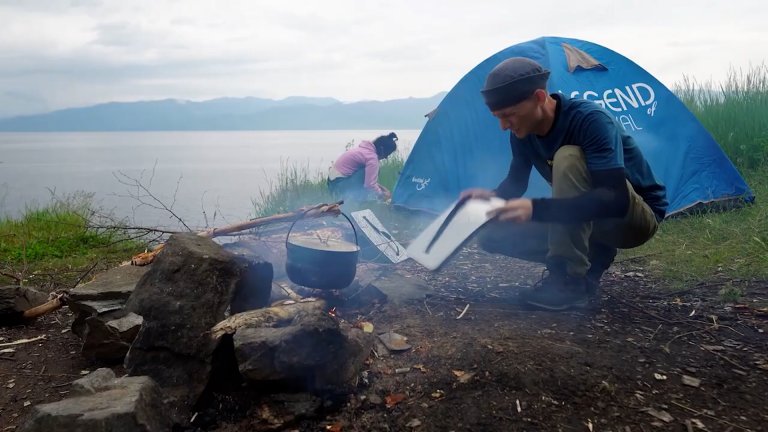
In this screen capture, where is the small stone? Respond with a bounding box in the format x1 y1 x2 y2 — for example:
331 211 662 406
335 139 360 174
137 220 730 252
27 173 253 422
644 408 674 423
406 419 422 428
681 375 701 388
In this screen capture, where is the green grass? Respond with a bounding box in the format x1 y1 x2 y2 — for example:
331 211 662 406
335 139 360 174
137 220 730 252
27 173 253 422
618 66 768 288
619 169 768 288
0 194 143 289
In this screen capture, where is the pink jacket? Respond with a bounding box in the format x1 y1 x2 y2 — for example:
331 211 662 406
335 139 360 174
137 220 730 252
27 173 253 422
332 140 383 193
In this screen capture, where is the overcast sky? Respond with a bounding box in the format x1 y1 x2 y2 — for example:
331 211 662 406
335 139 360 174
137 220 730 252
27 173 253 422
0 0 766 118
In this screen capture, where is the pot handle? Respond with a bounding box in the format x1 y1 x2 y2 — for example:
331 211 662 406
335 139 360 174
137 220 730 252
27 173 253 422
285 210 359 249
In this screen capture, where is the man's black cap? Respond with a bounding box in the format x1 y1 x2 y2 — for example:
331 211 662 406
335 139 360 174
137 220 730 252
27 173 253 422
481 57 551 111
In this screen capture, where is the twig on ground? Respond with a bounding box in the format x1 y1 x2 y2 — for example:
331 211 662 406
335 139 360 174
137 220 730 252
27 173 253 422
424 298 433 316
663 330 703 353
456 303 470 319
0 335 46 347
614 253 661 264
662 281 728 297
648 324 662 340
0 371 81 377
276 282 302 302
692 342 747 370
670 400 750 431
604 291 677 324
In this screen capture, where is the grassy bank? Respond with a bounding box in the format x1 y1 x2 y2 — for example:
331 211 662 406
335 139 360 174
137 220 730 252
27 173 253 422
619 169 768 288
0 195 142 289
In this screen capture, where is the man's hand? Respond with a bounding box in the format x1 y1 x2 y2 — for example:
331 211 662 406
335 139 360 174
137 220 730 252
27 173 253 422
487 198 533 223
459 188 496 201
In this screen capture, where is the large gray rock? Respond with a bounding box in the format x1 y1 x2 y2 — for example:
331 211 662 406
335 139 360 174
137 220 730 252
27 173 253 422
70 299 126 341
20 376 170 432
234 311 373 390
70 265 150 302
81 313 143 362
230 256 273 313
68 265 149 340
124 233 242 416
1 285 50 326
1 285 49 312
70 368 117 396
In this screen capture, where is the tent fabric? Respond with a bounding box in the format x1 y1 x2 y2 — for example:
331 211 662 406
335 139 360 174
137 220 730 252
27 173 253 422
392 36 754 217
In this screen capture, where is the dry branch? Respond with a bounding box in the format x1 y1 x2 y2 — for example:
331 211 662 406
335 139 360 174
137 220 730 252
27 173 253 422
131 201 343 266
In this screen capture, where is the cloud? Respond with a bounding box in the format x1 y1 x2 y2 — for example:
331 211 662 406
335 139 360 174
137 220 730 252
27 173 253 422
0 0 766 116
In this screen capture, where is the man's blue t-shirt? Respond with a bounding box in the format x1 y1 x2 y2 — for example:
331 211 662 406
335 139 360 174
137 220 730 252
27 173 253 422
507 94 668 220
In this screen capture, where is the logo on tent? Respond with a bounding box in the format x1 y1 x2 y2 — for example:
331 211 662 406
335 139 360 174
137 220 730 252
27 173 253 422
411 176 431 191
566 82 658 131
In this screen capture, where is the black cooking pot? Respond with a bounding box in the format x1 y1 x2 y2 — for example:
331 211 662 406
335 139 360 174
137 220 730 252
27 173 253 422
285 212 359 290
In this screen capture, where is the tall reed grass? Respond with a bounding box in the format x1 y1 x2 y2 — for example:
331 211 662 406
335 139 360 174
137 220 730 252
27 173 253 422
252 148 406 218
674 64 768 170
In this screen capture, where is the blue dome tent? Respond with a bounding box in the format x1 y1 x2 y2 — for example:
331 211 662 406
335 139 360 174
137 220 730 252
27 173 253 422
392 36 753 216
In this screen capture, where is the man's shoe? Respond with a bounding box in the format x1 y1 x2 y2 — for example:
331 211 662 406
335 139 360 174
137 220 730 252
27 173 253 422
585 272 601 296
586 243 617 294
520 272 590 311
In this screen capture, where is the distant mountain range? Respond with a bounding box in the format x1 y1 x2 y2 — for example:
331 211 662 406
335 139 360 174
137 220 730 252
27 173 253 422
0 93 446 131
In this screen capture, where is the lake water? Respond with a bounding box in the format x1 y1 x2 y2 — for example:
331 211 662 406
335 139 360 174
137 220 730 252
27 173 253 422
0 130 421 228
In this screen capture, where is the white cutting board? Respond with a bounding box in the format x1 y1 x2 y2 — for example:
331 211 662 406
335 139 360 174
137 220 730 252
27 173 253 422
407 197 506 270
351 209 409 263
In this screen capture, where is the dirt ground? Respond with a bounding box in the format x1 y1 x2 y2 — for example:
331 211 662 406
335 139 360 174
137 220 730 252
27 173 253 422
2 242 768 431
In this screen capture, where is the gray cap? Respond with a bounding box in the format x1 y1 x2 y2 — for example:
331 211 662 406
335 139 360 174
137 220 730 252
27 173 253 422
481 57 550 111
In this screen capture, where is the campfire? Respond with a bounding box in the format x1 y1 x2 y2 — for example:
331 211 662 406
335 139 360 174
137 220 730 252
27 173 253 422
10 201 411 431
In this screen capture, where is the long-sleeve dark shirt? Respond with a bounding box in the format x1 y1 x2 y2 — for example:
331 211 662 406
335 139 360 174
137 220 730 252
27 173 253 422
495 94 668 223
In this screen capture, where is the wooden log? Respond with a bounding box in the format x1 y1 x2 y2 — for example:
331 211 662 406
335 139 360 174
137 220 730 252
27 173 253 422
210 299 326 340
22 295 64 319
1 293 65 327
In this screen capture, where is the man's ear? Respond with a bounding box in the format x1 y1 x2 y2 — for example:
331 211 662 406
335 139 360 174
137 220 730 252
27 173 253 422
533 89 547 104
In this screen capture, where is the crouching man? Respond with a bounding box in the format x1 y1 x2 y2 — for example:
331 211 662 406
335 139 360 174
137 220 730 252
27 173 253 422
462 57 668 311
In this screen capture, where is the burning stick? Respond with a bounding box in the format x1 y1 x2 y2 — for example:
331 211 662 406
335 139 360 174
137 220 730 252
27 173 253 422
131 201 344 266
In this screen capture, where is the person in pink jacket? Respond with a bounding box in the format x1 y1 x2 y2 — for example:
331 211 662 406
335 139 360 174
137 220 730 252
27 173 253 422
327 132 398 203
